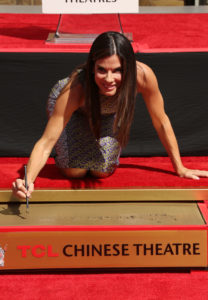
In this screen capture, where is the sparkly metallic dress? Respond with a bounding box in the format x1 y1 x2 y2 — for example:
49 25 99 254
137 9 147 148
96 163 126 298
47 77 121 173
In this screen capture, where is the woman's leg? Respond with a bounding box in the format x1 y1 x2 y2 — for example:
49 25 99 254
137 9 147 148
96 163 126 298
60 167 88 179
90 169 115 178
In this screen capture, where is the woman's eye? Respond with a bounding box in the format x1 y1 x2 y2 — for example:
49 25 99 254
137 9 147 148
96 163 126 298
97 67 106 73
96 67 122 74
113 68 122 73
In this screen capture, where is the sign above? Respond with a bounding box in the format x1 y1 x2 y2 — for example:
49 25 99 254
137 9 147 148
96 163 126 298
42 0 139 14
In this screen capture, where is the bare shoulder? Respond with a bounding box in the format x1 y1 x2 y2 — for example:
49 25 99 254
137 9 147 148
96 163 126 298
136 61 159 94
56 79 84 114
62 79 84 102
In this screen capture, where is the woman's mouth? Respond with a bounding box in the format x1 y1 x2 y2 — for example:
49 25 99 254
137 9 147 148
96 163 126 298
103 84 116 91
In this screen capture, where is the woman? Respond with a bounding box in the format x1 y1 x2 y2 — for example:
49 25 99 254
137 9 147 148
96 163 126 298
12 31 208 199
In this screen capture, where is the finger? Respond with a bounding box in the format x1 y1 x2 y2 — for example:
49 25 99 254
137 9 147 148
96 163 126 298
15 190 27 200
28 183 34 193
27 183 34 197
191 170 208 178
12 179 29 200
26 190 32 198
12 181 24 193
197 171 208 177
12 181 17 190
189 174 200 180
15 179 27 193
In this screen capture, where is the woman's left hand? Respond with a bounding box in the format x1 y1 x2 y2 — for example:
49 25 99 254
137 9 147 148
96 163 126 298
177 167 208 180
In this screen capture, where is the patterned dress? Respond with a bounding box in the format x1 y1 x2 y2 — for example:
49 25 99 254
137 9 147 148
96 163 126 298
47 77 121 173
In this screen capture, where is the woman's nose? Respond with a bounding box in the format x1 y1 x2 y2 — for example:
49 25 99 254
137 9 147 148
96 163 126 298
105 71 113 82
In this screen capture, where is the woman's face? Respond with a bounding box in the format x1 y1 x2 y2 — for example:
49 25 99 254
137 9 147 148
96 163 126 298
94 54 122 96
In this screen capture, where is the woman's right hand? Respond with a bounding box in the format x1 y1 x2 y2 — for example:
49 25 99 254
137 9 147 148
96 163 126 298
12 179 34 200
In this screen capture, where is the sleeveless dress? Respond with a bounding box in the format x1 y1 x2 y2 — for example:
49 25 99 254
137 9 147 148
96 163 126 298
47 78 121 173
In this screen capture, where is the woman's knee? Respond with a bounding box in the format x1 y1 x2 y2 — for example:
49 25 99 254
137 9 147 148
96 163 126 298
90 169 114 178
60 168 88 179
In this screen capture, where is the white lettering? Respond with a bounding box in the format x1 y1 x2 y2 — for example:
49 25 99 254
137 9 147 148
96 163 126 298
42 0 138 14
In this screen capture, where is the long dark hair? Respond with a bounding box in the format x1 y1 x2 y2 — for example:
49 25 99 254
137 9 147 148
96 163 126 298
85 31 137 147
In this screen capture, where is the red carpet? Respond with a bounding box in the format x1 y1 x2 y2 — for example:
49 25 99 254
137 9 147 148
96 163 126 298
0 271 208 300
1 156 208 299
1 156 208 189
0 13 208 52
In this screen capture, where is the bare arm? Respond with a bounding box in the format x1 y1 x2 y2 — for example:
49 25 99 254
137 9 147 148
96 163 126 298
137 61 208 179
13 81 84 198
